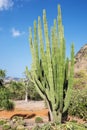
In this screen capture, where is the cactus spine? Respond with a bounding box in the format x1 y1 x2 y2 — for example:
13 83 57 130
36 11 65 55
29 5 74 123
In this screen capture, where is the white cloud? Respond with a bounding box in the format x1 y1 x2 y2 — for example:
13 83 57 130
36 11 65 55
11 28 25 37
0 0 14 11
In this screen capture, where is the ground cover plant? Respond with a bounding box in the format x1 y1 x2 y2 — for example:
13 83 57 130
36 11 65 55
0 118 86 130
32 122 87 130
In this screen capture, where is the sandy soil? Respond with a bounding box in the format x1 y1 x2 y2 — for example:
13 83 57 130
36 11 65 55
0 100 48 122
14 100 46 111
0 100 85 125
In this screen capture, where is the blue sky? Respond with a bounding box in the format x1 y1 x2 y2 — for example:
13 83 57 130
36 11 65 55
0 0 87 77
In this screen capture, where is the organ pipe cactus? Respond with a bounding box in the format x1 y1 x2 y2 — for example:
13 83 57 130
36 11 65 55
28 5 74 123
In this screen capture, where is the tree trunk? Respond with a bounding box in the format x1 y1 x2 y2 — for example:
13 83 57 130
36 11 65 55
25 87 28 102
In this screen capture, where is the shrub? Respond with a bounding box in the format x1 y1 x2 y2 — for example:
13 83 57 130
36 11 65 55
16 125 25 130
3 100 15 111
31 91 42 101
32 123 52 130
68 88 87 120
0 119 7 126
32 126 41 130
8 81 42 101
74 70 86 78
3 122 11 130
68 122 86 130
0 87 14 110
35 117 43 123
32 122 87 130
74 70 87 89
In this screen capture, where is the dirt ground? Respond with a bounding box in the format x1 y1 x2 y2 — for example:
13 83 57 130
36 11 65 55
0 100 48 123
14 100 46 111
0 100 85 124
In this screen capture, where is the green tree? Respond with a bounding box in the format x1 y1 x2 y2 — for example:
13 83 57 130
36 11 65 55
23 66 30 102
23 66 42 101
0 70 14 110
28 5 74 123
8 81 24 100
0 69 6 78
0 69 6 87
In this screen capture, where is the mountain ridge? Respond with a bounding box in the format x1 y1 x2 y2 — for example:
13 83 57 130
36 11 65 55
75 44 87 72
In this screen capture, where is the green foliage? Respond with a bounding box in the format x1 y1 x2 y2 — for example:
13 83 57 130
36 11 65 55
0 99 14 111
8 80 42 101
0 87 9 108
23 66 42 101
74 70 87 89
3 122 11 130
0 69 6 79
12 116 23 121
0 117 26 130
84 123 87 128
35 117 43 123
0 119 86 130
68 122 87 130
16 125 25 130
32 122 87 130
0 120 7 126
0 87 10 101
68 88 87 120
32 123 52 130
0 69 6 87
28 4 74 123
4 100 15 111
8 81 24 100
29 87 42 100
0 87 14 110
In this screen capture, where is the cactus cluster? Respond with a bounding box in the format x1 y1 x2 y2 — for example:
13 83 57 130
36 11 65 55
28 5 74 123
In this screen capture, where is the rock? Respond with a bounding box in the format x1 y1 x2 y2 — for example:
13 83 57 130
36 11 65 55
75 44 87 72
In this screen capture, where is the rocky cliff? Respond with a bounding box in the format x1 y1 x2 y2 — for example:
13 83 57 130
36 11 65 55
75 44 87 72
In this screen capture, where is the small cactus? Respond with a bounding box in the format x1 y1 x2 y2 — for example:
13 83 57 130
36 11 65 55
3 122 11 130
35 116 43 123
16 125 25 130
